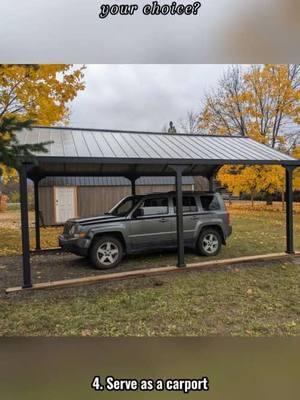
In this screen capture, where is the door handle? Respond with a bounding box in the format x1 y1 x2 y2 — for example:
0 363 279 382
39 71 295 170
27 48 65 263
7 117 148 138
159 218 168 223
191 216 200 220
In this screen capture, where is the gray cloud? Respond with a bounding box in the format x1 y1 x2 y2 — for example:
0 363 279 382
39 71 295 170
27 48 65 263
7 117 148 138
69 64 227 131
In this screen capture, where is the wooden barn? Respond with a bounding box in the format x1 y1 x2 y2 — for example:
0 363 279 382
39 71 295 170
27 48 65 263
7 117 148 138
39 176 195 226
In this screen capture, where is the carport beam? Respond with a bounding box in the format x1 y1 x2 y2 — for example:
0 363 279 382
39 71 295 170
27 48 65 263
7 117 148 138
19 165 32 288
285 166 295 254
33 179 41 251
172 165 188 267
131 179 136 196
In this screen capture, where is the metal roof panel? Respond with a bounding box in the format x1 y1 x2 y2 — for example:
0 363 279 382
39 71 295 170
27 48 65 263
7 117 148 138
16 127 298 174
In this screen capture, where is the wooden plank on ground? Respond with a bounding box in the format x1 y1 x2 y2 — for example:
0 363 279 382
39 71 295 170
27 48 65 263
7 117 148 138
6 252 299 294
30 247 62 255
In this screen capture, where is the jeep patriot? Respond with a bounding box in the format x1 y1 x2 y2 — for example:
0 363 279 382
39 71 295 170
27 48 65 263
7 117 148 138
59 192 232 269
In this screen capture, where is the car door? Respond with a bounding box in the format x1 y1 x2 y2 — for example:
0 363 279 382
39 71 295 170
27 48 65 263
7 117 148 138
171 195 199 245
128 196 172 251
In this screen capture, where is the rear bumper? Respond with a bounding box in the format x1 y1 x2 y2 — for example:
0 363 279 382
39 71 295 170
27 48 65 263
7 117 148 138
222 225 232 244
59 235 91 256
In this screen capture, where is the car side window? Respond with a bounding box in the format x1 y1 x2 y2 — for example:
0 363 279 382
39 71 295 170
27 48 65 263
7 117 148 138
173 196 198 213
200 194 221 211
139 197 169 216
112 197 139 216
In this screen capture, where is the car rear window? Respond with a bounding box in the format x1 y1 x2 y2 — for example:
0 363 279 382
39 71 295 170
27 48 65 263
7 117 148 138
199 194 221 211
140 197 169 216
173 196 198 213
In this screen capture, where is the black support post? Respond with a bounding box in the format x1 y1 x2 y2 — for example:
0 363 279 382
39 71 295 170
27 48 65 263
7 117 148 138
19 165 32 288
131 179 136 197
172 165 188 268
285 166 295 254
209 175 214 192
33 179 41 251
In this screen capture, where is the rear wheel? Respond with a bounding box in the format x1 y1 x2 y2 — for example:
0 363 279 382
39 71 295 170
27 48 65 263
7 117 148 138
197 228 222 256
90 236 123 269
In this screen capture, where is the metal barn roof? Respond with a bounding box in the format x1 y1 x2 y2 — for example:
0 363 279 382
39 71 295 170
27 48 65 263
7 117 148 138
17 126 299 179
40 176 195 187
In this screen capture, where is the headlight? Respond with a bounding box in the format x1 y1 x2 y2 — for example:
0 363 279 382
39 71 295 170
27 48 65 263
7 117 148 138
74 232 87 238
70 224 87 238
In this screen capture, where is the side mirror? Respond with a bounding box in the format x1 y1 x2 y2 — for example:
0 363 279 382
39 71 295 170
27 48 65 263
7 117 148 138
133 208 144 218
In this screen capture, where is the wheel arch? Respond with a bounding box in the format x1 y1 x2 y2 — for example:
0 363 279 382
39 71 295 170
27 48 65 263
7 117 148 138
197 224 226 245
90 231 127 253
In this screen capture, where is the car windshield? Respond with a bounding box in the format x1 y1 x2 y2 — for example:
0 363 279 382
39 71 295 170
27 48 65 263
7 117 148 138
109 196 141 217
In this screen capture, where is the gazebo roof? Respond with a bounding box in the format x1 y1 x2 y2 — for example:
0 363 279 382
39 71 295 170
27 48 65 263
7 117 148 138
16 126 299 179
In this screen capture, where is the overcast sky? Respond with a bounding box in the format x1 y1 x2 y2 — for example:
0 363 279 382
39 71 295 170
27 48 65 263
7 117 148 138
69 64 228 131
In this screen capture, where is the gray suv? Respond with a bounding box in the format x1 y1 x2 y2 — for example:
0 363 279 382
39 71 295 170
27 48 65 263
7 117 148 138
59 192 232 269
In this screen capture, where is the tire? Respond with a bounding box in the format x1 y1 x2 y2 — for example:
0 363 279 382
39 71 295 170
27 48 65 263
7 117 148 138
197 228 222 257
89 235 123 269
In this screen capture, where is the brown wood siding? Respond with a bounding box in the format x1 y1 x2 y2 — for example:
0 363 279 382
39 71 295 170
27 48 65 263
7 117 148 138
78 184 193 218
40 184 193 225
78 186 130 218
39 187 55 226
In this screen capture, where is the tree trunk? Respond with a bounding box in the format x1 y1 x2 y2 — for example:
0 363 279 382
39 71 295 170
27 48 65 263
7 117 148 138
251 192 254 207
266 193 273 206
281 191 285 211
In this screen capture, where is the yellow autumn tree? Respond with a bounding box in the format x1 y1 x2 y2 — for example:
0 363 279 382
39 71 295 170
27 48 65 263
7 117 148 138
200 64 300 203
218 165 285 206
292 146 300 190
0 64 85 183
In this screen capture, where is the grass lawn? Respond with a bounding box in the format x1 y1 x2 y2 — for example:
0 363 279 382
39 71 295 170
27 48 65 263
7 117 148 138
0 262 299 336
0 202 299 336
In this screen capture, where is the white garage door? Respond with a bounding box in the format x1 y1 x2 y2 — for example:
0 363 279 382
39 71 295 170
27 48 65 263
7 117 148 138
55 187 77 223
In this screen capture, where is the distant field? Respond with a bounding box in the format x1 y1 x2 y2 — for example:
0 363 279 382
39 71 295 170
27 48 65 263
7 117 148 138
226 200 300 214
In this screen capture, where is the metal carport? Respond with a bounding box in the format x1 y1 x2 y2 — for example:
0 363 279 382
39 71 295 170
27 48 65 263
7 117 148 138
16 126 300 289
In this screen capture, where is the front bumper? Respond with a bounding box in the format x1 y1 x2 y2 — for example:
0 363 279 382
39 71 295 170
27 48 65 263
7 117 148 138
59 235 91 256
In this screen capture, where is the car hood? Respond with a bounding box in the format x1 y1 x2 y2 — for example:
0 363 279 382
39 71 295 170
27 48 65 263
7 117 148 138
67 214 126 227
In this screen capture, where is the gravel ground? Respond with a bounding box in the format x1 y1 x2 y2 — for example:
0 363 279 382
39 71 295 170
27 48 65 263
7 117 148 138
0 249 183 299
0 252 94 294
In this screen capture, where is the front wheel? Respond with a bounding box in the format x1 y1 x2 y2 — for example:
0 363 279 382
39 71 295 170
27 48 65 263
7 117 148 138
197 229 222 256
89 236 123 269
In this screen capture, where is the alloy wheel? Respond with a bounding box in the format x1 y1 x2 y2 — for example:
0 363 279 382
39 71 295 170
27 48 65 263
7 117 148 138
202 233 219 254
97 242 119 265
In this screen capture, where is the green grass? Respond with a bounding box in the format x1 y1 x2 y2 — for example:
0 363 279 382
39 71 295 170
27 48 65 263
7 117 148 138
0 226 61 256
7 203 20 211
1 262 299 336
